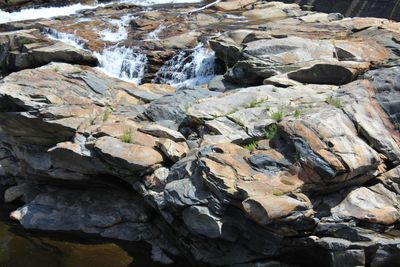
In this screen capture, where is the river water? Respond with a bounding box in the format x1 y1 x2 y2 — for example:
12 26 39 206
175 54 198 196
0 193 175 267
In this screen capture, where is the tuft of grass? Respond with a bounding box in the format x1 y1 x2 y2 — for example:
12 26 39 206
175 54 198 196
102 107 112 122
395 123 400 131
293 109 302 118
53 66 60 72
119 128 133 143
18 36 34 46
326 96 342 109
264 124 278 139
245 98 267 108
243 141 258 151
271 109 284 121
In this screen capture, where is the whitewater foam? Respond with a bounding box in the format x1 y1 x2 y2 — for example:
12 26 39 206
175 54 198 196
153 43 216 88
100 14 135 42
94 46 148 85
0 3 100 24
43 28 87 49
145 24 166 40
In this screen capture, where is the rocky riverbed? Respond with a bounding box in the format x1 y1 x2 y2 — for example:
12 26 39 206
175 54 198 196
0 0 400 266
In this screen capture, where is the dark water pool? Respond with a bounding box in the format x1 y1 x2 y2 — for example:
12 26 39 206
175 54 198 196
0 194 186 267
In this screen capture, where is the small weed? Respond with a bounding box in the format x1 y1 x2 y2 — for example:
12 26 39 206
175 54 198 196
264 124 278 139
395 123 400 131
326 96 342 109
271 109 284 121
18 36 34 46
246 98 267 108
53 66 60 72
293 151 300 163
102 107 112 122
293 109 302 118
272 88 277 92
272 189 284 196
243 141 257 151
119 128 133 143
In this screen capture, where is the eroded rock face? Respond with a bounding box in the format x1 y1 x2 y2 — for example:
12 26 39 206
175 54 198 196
1 1 400 266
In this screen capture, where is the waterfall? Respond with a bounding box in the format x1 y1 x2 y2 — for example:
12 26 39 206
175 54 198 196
0 3 100 23
43 28 87 49
94 46 148 85
44 28 147 85
146 24 165 40
153 44 216 88
100 14 135 42
120 0 203 6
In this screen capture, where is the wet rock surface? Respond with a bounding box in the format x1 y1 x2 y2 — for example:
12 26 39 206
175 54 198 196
1 0 400 266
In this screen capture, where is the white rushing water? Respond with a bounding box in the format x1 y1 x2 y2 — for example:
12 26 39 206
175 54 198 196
100 14 135 42
121 0 202 5
0 0 203 24
0 3 100 24
153 44 216 88
94 46 148 84
145 24 166 40
43 28 87 49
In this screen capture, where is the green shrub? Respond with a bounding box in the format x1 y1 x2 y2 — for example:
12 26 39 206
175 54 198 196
264 124 277 139
243 141 257 151
326 96 342 109
271 110 284 121
119 128 133 143
294 109 302 118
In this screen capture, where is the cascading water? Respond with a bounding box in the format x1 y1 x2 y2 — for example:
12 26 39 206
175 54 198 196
153 44 216 88
146 24 166 40
94 46 148 85
100 14 135 42
43 28 87 49
0 3 100 23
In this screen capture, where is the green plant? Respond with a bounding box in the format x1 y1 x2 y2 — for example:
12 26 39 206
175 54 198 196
264 124 278 139
395 123 400 131
272 88 277 92
119 128 133 143
53 66 60 72
293 109 302 118
271 110 284 121
18 36 34 46
246 98 267 108
326 96 342 109
243 141 257 151
102 107 112 122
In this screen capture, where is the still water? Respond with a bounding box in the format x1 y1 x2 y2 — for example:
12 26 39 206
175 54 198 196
0 198 178 267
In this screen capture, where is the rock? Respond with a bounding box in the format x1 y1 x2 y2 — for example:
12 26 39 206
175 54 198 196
205 117 251 144
4 183 29 202
158 138 189 162
94 136 164 173
214 0 258 11
242 194 312 225
140 124 185 142
331 183 400 225
182 206 222 238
